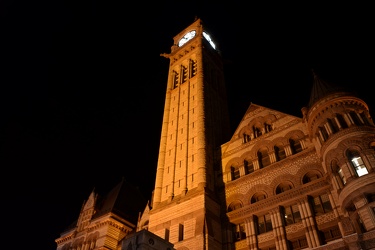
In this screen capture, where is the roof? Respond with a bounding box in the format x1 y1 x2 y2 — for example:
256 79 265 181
308 69 352 108
92 178 148 225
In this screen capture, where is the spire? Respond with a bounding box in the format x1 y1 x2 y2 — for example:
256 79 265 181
308 69 348 108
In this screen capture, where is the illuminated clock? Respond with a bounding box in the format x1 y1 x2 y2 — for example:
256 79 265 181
178 30 196 47
202 31 216 49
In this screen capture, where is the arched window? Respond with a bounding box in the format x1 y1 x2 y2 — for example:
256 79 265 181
228 201 242 212
253 125 262 138
336 113 348 128
242 133 251 143
257 148 270 168
359 112 371 125
289 138 302 154
231 166 240 180
244 160 254 174
302 170 322 184
265 123 273 133
349 111 362 126
276 182 293 194
274 144 286 161
327 118 339 133
331 160 346 187
337 168 346 185
251 192 267 204
319 125 329 141
347 150 369 177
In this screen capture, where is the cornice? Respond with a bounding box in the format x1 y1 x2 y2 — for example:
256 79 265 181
227 179 330 223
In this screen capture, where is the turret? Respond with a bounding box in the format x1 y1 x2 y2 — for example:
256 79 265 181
303 70 375 235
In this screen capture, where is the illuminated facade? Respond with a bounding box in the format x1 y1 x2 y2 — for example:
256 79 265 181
56 18 375 250
142 18 375 250
141 18 231 250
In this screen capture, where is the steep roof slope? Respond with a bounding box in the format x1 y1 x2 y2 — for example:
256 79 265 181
308 70 354 108
93 178 147 225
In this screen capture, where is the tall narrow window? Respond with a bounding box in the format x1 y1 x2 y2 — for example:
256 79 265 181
349 111 362 126
265 123 272 133
319 126 329 141
310 194 332 216
181 66 188 83
327 118 339 133
244 160 254 174
191 59 197 77
253 126 262 138
274 144 286 161
173 70 179 89
338 168 347 185
257 214 272 234
289 138 302 154
231 166 240 180
165 228 170 241
178 224 184 241
243 133 251 143
234 223 246 241
360 112 371 125
336 114 348 128
258 148 270 168
283 204 302 226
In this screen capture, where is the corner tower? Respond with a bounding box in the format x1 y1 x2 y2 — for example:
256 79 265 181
148 18 231 249
302 72 375 247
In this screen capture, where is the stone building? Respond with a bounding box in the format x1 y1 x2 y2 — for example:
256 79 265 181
55 178 148 250
56 18 375 250
221 78 375 249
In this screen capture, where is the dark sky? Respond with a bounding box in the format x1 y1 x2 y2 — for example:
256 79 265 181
1 1 374 250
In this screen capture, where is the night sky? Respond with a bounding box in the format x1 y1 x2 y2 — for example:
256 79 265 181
1 2 374 249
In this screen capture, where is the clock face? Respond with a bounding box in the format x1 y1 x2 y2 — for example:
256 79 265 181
203 31 216 49
178 30 196 47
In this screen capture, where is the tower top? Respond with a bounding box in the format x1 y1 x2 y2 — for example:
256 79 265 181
168 18 217 54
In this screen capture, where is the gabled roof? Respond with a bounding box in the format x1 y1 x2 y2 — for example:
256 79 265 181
229 103 300 140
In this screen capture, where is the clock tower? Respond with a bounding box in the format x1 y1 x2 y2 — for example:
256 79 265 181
147 18 231 249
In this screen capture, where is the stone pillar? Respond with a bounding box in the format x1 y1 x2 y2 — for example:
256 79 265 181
298 198 321 248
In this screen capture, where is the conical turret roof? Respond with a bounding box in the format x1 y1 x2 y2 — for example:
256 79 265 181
308 70 349 108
